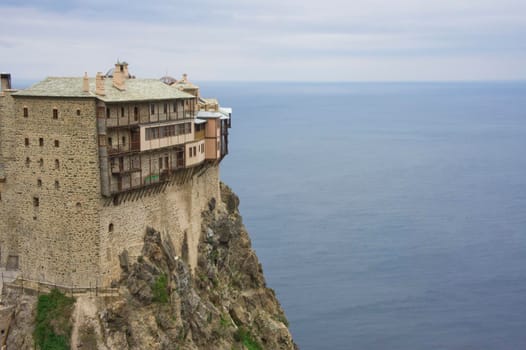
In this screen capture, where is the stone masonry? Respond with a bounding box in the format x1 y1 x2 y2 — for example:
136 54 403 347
0 67 229 289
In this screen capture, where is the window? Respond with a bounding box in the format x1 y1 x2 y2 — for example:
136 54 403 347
145 127 160 141
23 107 28 117
109 223 114 232
39 138 44 147
54 159 60 169
76 109 81 116
37 179 42 187
177 124 185 135
163 104 167 114
165 156 169 168
39 158 44 167
134 107 138 121
122 136 126 146
54 180 60 189
25 157 30 167
54 140 59 147
24 138 29 146
108 137 112 146
106 108 110 118
52 108 58 119
173 103 177 113
159 157 163 169
150 104 155 115
121 107 125 117
193 146 196 156
33 197 39 207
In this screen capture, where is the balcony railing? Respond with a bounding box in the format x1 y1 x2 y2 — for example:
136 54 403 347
111 165 141 174
108 141 140 155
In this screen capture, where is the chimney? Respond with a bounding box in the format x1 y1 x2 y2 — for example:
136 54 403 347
82 72 89 93
182 73 188 82
122 62 130 79
0 73 12 91
113 62 126 90
95 72 105 96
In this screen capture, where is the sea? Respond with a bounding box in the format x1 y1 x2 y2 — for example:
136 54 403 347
199 81 526 350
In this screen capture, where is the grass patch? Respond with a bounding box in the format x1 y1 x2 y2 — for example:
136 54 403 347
152 274 169 303
34 289 75 350
234 327 262 350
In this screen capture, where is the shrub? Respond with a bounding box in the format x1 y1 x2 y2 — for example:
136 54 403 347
34 289 75 350
233 327 262 350
152 274 169 303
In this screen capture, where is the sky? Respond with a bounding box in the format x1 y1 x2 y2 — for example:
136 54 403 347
1 0 526 82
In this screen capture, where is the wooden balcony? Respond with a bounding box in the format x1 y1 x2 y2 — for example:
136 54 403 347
108 141 140 155
194 130 205 140
111 165 141 175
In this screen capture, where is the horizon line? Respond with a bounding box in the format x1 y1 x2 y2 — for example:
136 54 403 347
9 78 526 89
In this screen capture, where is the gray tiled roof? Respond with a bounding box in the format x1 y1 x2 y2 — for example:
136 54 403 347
14 77 195 102
173 81 199 90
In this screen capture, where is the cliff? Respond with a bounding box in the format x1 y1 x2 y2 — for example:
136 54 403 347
2 183 297 349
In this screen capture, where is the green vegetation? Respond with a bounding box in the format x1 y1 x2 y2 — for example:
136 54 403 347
234 327 262 350
152 274 169 303
220 315 230 328
34 289 75 350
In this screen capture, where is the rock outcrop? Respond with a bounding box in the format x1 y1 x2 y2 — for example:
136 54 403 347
4 183 296 349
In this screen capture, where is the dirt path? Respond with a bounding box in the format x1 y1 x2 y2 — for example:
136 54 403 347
70 296 106 350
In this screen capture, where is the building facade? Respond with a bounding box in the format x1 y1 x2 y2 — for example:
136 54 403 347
0 63 231 287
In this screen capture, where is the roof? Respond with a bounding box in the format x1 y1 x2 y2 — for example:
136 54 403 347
200 98 218 105
14 77 195 102
220 107 232 115
197 111 224 119
173 81 199 90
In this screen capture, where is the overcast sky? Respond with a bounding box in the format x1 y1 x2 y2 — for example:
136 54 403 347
1 0 526 82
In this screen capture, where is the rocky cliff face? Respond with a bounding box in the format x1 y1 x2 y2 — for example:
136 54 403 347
4 183 296 349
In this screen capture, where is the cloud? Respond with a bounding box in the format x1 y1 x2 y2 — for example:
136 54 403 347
1 0 525 81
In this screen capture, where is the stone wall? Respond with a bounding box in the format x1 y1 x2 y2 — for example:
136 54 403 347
0 96 102 287
98 164 220 286
0 94 222 289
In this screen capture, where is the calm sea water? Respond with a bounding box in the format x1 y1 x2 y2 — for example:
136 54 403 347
200 81 526 350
